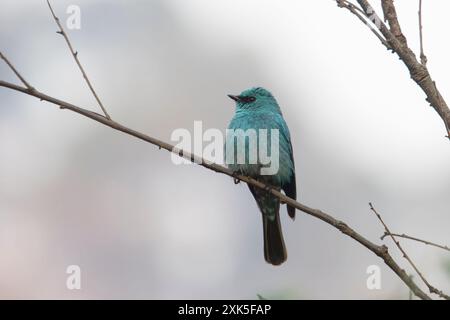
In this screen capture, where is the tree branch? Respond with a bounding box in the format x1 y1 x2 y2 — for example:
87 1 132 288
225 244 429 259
0 51 35 91
370 203 450 300
336 0 390 49
336 0 450 139
418 0 427 66
0 78 432 300
381 232 450 252
46 0 111 120
381 0 407 46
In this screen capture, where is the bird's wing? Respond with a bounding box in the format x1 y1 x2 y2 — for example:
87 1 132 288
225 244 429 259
283 139 297 219
273 114 297 220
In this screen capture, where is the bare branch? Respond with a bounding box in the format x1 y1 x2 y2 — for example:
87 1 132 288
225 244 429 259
0 77 433 300
2 1 448 299
418 0 427 66
408 274 414 300
336 0 390 49
46 0 111 120
337 0 450 139
369 203 450 300
381 232 450 252
381 0 407 47
0 51 35 91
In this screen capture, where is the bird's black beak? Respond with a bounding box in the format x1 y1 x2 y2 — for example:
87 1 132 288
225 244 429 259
228 94 241 102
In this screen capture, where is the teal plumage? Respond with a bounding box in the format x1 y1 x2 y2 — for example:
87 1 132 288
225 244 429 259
226 87 297 265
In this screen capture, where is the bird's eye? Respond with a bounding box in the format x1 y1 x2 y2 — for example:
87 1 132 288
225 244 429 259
241 96 256 103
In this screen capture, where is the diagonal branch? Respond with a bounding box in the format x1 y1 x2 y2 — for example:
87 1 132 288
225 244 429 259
369 203 450 300
46 0 111 120
336 0 390 49
336 0 450 139
0 78 432 300
381 0 407 46
381 232 450 252
0 51 35 91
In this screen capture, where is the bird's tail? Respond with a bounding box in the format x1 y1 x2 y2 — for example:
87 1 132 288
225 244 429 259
262 213 287 266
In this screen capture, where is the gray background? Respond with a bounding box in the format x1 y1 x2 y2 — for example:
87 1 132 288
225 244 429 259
0 0 449 299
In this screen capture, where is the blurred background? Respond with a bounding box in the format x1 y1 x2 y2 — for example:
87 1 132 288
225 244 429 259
0 0 449 299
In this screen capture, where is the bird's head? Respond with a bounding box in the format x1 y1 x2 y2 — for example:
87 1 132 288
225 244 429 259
228 87 281 113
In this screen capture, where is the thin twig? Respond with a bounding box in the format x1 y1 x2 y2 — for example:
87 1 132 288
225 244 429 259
369 203 450 300
381 232 450 252
418 0 427 66
337 0 450 139
0 51 35 90
46 0 111 119
336 0 390 49
376 0 449 139
0 77 434 299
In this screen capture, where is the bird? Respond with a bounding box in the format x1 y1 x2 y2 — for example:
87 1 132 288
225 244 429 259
225 87 296 265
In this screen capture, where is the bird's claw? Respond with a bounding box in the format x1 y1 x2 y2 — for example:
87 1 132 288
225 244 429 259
232 169 243 184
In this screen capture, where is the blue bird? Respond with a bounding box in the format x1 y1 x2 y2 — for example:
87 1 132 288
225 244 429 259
226 87 296 265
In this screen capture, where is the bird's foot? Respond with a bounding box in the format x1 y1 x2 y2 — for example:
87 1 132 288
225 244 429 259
231 169 243 184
